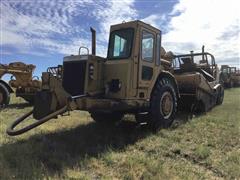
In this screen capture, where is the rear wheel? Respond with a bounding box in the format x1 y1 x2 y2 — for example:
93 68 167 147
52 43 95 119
90 112 124 123
0 83 10 106
149 78 177 130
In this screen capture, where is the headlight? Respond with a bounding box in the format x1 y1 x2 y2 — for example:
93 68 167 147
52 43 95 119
89 63 94 79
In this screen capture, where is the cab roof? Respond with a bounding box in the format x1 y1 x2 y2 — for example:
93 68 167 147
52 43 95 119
110 20 161 34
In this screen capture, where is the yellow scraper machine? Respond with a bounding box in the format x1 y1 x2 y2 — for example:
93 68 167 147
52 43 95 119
6 20 224 136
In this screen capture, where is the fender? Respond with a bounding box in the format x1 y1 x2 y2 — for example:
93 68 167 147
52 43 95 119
0 80 14 93
157 71 180 99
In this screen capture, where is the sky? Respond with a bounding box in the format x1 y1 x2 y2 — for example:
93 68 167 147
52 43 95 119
1 0 239 79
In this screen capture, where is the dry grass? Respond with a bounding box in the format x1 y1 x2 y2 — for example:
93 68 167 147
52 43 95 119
0 88 239 179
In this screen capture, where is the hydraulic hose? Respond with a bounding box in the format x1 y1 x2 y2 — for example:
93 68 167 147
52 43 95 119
7 105 68 136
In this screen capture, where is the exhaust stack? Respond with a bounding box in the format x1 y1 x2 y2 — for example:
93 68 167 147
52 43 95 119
90 27 96 56
202 45 205 61
202 45 205 53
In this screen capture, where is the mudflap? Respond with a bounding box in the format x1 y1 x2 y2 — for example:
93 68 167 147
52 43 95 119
33 91 57 120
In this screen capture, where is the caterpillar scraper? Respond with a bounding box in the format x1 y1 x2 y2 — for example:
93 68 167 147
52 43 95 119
173 46 224 112
6 21 223 136
220 65 240 87
230 67 240 86
0 62 41 106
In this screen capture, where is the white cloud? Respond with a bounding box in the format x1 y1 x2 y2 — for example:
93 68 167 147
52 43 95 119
0 0 137 58
0 0 96 56
161 0 240 67
3 0 238 68
94 0 137 42
142 14 166 29
142 14 159 28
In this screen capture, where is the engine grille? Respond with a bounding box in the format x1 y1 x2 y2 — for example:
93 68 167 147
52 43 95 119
62 61 86 96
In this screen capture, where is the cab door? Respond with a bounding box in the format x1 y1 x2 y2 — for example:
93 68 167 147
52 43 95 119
137 27 159 96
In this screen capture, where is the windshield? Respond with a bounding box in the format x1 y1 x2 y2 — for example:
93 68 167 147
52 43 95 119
230 67 236 73
222 68 230 73
107 28 134 60
221 67 230 73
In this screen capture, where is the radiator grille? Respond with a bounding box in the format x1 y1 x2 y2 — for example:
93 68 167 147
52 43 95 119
62 61 86 96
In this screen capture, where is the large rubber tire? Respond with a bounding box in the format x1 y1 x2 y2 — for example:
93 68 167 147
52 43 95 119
0 83 10 106
149 78 177 130
216 85 224 105
90 112 124 124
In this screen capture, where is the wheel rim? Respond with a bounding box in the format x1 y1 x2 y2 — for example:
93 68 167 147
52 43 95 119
160 91 173 119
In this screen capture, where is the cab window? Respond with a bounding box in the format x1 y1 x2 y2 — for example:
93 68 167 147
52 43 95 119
141 31 154 62
108 28 134 60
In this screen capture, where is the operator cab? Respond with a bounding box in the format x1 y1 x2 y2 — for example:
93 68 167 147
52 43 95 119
105 20 162 99
221 65 231 74
230 67 236 74
61 20 163 100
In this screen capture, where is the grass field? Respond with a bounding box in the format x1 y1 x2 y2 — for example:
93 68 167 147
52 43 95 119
0 88 239 179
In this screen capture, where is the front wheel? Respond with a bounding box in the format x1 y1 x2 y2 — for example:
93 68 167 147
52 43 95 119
149 78 177 130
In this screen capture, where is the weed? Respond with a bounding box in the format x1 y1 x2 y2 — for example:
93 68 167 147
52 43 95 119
0 88 239 179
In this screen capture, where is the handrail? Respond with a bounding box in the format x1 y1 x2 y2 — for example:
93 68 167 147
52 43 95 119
78 46 89 55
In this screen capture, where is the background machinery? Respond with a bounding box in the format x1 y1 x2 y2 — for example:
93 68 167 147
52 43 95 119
221 65 240 87
230 67 240 86
173 46 224 112
220 65 234 88
0 62 41 106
